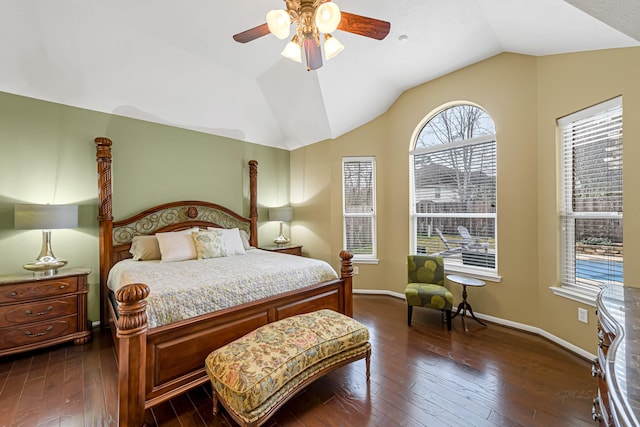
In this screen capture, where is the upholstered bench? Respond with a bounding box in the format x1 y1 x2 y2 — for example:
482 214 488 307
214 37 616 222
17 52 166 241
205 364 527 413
204 309 371 427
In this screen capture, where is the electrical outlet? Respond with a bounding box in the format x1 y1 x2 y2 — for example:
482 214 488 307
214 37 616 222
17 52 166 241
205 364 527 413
353 266 359 275
578 307 588 323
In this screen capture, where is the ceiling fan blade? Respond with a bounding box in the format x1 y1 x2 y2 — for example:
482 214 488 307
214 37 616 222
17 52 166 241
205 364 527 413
337 11 391 40
233 23 270 43
303 37 323 71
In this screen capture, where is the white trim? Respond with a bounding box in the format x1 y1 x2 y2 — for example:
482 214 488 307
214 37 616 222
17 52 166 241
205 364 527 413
557 96 622 126
549 286 598 307
445 263 502 282
92 320 101 328
353 290 595 360
352 257 379 265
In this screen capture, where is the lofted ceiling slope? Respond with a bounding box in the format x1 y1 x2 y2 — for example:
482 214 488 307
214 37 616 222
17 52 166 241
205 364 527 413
0 0 638 150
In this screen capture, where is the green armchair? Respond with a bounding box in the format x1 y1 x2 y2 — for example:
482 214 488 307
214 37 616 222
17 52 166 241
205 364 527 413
405 255 453 331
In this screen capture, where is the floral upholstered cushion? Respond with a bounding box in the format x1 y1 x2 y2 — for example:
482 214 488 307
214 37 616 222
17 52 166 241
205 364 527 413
205 309 370 418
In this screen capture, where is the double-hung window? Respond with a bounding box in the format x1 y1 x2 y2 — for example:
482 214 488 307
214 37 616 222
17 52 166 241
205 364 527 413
342 157 377 262
410 104 497 271
558 97 623 292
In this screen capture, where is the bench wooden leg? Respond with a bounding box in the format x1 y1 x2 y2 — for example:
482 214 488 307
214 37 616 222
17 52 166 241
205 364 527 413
212 392 220 416
365 347 371 382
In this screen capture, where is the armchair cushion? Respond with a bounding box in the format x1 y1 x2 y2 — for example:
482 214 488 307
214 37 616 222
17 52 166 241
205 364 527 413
405 255 453 311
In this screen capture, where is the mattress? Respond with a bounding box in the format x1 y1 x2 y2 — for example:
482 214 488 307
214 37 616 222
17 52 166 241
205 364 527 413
107 249 339 328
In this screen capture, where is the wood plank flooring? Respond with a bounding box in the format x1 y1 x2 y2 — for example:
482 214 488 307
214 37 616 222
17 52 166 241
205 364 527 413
0 295 596 426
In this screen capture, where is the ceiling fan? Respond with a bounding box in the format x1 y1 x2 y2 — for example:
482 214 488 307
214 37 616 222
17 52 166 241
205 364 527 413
233 0 391 71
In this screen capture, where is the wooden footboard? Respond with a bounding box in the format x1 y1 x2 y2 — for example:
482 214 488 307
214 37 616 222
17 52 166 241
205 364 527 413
115 251 353 426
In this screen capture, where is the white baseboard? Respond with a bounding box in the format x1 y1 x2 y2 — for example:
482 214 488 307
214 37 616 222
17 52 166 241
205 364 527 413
353 289 596 361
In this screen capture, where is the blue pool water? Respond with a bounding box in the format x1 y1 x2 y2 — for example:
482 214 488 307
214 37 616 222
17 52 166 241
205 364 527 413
576 259 623 282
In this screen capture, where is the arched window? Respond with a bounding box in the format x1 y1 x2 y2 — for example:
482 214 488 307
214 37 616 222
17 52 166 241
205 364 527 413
410 104 497 271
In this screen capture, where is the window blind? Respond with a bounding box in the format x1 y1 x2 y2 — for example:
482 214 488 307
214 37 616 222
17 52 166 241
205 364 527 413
559 97 623 289
412 139 497 259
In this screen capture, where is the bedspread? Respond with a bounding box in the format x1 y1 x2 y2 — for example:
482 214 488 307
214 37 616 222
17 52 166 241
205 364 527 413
107 249 339 328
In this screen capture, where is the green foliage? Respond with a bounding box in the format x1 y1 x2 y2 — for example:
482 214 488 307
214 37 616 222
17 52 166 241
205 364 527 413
580 237 612 245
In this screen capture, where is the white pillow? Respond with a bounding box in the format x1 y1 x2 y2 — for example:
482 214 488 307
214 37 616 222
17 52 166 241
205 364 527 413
130 235 161 261
208 227 246 255
156 228 199 262
239 229 252 250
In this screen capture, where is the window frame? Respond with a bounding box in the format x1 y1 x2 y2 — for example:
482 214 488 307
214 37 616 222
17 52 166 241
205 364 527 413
555 97 623 299
342 156 378 264
409 104 499 279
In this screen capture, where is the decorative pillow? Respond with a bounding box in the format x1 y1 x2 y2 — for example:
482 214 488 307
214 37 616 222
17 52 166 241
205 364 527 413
239 229 252 250
156 228 199 263
129 235 161 261
192 230 228 259
208 227 246 255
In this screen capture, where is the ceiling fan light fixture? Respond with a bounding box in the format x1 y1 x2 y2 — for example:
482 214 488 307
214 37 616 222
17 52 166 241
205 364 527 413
266 9 291 40
315 3 341 34
324 34 344 60
281 35 302 63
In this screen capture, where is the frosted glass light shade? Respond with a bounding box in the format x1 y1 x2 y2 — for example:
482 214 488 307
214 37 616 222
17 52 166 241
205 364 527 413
281 38 302 63
266 9 291 40
324 35 344 60
315 3 341 34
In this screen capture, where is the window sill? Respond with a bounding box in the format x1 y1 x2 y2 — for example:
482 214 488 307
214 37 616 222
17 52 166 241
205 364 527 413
352 257 379 265
445 263 502 283
549 285 598 307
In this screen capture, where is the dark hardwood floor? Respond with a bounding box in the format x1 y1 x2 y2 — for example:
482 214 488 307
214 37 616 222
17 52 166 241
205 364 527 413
0 295 596 426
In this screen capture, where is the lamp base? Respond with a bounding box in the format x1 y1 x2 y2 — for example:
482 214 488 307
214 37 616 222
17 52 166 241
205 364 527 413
273 235 290 247
23 259 67 277
273 221 290 247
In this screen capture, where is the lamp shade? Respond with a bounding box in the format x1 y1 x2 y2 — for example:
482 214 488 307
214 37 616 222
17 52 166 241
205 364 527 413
266 9 291 40
281 37 302 63
15 204 78 230
315 3 341 34
324 34 344 60
268 207 293 222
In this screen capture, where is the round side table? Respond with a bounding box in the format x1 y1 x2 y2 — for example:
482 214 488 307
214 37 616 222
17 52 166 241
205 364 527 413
447 274 487 332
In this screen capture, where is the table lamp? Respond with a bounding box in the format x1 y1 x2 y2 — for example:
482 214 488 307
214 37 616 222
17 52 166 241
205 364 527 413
14 204 78 276
268 207 293 246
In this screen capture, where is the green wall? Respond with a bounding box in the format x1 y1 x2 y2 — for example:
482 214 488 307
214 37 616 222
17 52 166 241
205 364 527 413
0 92 290 322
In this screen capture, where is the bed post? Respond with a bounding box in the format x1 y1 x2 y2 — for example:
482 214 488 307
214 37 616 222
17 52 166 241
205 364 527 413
248 160 258 247
339 251 354 317
116 283 150 427
95 137 114 328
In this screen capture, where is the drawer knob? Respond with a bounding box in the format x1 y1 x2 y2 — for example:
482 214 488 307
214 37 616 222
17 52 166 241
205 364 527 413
25 306 53 317
24 326 53 338
592 397 602 421
9 291 17 297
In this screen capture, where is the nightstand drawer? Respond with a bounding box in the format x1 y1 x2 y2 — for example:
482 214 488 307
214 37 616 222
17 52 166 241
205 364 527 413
0 295 78 327
0 277 77 303
0 315 78 349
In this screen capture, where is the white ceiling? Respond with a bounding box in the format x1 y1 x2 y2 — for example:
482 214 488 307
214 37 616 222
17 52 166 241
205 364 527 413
0 0 637 150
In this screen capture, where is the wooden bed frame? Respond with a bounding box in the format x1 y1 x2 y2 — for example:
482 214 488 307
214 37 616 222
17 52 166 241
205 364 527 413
94 137 354 426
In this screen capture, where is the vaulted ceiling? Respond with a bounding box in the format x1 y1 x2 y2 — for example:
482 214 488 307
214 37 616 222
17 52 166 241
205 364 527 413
1 0 638 150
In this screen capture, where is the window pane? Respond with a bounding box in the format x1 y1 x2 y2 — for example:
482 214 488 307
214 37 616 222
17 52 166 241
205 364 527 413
574 218 623 286
416 105 496 149
343 161 374 213
345 216 373 255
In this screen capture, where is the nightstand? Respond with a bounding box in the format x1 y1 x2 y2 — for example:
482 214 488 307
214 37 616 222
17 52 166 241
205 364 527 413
259 244 303 256
0 267 92 357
